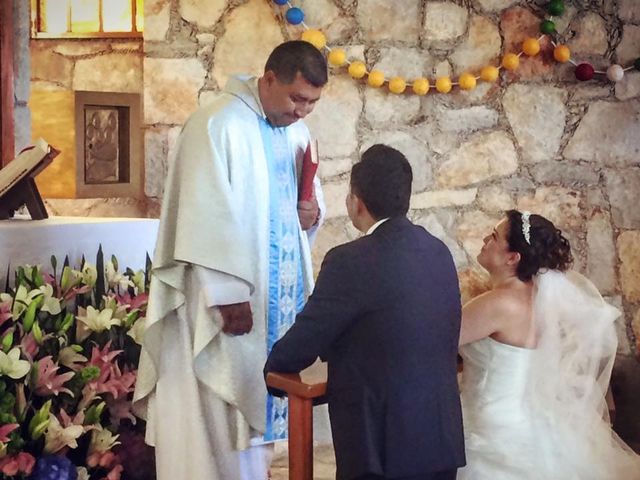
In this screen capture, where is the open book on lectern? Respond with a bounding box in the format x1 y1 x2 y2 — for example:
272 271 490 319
0 138 59 220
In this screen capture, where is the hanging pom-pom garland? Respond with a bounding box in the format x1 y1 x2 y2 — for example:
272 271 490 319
273 0 639 95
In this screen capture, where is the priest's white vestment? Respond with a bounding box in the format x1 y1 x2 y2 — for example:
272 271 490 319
133 76 324 480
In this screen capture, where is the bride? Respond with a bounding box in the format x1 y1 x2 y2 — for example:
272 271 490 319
458 209 640 479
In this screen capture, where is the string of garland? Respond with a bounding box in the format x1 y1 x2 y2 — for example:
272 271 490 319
271 0 640 95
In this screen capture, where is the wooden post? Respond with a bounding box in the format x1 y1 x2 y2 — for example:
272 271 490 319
288 395 314 480
266 362 327 480
0 0 16 167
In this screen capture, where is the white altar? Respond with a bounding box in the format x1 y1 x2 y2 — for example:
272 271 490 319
0 216 159 282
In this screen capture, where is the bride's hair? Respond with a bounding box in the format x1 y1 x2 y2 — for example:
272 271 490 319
505 210 573 281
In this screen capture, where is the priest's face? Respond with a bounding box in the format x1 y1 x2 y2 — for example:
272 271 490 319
260 71 323 127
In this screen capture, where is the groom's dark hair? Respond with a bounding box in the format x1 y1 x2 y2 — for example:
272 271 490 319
350 144 413 220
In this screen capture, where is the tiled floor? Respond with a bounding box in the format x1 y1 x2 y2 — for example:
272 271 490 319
271 443 336 480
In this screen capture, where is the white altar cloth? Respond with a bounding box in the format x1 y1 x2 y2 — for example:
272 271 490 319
0 216 159 281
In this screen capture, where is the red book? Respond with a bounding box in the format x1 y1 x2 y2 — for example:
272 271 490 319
298 140 318 202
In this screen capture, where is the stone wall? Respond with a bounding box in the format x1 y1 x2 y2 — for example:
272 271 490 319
13 0 31 153
29 35 150 216
143 0 640 442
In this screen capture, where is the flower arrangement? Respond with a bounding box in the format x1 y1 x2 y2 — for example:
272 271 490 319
0 247 154 480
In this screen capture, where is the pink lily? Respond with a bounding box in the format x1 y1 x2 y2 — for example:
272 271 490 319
16 452 35 475
0 423 19 442
116 291 148 312
20 331 40 360
0 457 19 476
63 284 92 302
34 356 75 397
0 299 11 326
108 397 137 426
105 463 124 480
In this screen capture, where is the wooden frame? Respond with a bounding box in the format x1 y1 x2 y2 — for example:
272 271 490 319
0 0 15 167
74 91 142 198
30 0 142 39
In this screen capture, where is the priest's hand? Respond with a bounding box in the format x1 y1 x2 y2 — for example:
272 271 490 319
219 302 253 335
298 195 319 231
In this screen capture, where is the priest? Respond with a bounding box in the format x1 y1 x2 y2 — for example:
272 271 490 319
133 41 328 480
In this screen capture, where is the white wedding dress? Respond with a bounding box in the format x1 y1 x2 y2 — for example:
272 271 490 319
458 270 640 480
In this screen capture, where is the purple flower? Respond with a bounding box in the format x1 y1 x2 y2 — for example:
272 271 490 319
29 455 78 480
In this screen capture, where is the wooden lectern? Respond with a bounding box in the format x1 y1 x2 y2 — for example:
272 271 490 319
266 362 328 480
0 138 59 220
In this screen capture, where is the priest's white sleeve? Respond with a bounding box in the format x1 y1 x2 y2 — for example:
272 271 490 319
196 267 251 307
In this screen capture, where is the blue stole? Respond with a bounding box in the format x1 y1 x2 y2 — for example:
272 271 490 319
258 118 306 441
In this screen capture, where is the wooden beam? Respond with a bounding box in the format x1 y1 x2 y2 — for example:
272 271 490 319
0 0 15 167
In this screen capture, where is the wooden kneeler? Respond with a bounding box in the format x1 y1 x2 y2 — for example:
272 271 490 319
266 363 327 480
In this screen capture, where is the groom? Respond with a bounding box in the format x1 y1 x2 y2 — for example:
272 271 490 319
265 144 465 480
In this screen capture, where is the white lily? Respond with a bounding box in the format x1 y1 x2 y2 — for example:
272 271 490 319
81 263 98 288
0 347 31 379
76 467 90 480
127 317 147 345
38 284 61 315
44 413 85 453
88 426 120 454
58 346 88 371
22 264 42 282
131 269 146 294
11 285 42 319
105 262 133 291
76 306 121 341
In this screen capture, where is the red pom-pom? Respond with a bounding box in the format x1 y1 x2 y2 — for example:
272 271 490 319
575 63 595 81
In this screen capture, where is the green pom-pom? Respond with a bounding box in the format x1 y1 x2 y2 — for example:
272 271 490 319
540 20 557 35
548 0 565 16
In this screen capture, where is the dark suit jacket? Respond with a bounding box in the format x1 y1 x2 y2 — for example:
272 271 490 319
264 216 465 480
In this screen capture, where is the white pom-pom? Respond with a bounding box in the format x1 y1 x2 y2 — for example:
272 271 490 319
606 64 625 82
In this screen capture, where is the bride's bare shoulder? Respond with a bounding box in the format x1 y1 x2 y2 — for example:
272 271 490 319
464 287 529 318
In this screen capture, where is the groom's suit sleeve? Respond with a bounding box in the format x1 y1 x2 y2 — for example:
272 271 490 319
264 245 363 382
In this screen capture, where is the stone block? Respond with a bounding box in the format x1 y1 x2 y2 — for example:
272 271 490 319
618 231 640 303
180 0 226 28
211 0 283 89
503 84 567 163
144 57 206 125
437 131 518 188
563 100 640 166
144 0 171 41
356 0 421 42
73 53 143 93
450 15 501 74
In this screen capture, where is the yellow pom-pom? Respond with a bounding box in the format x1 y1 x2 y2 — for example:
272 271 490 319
367 70 385 88
348 61 367 79
553 44 571 63
458 72 477 90
301 29 326 50
412 78 430 96
502 53 520 71
480 65 499 82
388 77 406 94
522 38 541 56
328 49 347 67
435 76 452 93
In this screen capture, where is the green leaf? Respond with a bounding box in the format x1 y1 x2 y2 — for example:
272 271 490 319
1 329 14 352
60 312 75 333
28 399 52 440
32 320 44 344
96 245 105 304
84 401 106 425
22 297 41 331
